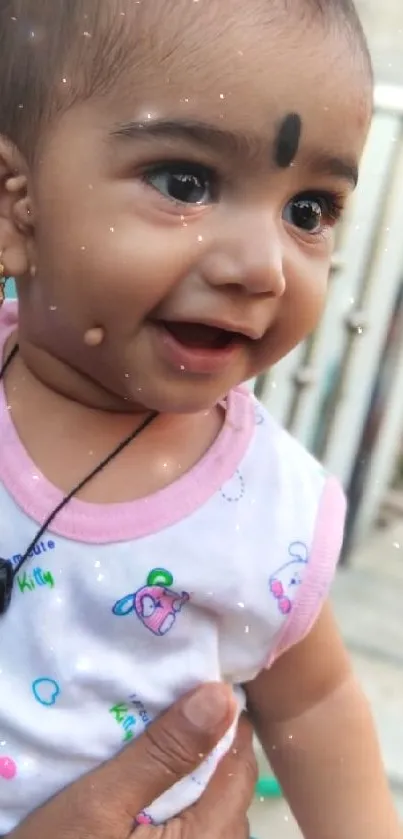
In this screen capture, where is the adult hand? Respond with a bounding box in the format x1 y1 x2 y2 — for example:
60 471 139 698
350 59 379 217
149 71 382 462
10 684 257 839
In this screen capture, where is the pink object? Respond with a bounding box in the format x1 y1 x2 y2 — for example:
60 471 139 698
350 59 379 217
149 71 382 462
0 757 17 780
135 585 189 636
268 477 346 665
0 303 254 544
270 579 284 598
135 811 153 825
279 596 292 615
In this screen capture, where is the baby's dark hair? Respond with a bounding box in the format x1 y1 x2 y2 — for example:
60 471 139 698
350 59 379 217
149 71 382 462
0 0 371 163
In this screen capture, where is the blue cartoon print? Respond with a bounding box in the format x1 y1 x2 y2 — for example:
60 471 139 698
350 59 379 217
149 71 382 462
32 678 61 707
269 542 308 615
113 569 189 636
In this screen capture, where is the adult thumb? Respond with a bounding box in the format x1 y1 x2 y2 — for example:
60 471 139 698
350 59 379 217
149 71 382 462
96 682 236 819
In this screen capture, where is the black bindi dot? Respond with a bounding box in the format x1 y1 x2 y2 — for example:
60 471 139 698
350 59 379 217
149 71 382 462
273 113 302 169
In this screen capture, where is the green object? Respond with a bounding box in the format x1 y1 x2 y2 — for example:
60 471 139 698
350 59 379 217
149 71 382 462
255 775 282 798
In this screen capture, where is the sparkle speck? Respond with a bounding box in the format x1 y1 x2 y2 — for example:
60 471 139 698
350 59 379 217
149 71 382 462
238 601 245 609
393 542 400 550
219 93 225 99
109 226 115 233
197 235 203 242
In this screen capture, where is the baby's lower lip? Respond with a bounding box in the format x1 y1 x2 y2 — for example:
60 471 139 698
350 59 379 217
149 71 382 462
150 321 244 375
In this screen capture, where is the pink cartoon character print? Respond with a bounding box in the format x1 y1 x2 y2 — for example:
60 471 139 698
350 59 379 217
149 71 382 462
269 542 308 615
113 568 189 636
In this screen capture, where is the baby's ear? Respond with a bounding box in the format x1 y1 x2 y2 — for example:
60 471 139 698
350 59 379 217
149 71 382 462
0 136 34 279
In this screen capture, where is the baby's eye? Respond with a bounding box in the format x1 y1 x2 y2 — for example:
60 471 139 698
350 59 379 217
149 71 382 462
143 163 218 205
283 192 343 234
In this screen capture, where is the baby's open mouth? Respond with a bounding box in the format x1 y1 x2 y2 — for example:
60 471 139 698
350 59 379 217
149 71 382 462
161 321 244 350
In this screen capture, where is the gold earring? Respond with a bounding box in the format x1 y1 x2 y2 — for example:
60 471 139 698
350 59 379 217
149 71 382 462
0 252 6 308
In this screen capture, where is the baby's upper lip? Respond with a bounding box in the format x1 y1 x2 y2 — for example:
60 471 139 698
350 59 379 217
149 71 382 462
157 317 264 341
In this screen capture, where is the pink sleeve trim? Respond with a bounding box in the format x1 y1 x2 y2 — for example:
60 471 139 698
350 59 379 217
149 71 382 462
267 476 347 665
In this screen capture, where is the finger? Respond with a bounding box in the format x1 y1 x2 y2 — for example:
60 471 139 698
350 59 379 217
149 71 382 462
95 683 237 819
182 715 257 837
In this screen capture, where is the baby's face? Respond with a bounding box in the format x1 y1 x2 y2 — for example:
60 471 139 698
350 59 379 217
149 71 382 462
24 1 372 413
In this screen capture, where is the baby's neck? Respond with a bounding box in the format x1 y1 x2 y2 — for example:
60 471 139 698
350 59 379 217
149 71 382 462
14 335 150 416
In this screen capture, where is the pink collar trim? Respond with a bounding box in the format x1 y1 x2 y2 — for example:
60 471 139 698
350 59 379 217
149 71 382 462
0 301 254 543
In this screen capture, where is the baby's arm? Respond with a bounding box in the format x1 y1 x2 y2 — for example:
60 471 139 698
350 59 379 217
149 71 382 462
246 601 401 839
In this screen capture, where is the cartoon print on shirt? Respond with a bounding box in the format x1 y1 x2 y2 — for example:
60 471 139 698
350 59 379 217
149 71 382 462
269 541 309 615
0 756 17 780
220 470 245 502
135 811 154 826
112 569 189 636
32 677 61 707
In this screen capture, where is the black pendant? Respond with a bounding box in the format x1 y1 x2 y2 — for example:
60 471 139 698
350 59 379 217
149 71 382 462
0 559 13 615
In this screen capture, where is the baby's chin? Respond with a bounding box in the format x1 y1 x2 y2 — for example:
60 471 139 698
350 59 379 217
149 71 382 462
122 378 233 416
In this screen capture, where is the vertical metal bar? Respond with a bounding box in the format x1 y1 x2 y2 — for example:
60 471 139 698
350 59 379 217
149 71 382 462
315 119 403 461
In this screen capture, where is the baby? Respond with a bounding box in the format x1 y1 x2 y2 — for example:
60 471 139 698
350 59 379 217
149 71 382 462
0 0 400 836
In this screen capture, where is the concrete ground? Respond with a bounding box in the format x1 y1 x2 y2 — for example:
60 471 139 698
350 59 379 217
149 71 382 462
249 522 403 838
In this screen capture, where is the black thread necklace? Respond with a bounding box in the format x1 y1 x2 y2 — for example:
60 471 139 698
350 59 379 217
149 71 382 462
0 343 158 615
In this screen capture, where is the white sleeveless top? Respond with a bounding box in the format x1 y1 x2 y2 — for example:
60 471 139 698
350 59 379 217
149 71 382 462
0 302 345 832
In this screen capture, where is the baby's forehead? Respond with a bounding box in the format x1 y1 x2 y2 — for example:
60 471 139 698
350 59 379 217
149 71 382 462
97 12 370 174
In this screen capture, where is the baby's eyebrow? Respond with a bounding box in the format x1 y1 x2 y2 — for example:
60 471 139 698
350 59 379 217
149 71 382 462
110 117 262 159
110 117 359 187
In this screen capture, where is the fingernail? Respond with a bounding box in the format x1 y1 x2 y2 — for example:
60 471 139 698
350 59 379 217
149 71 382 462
183 684 232 730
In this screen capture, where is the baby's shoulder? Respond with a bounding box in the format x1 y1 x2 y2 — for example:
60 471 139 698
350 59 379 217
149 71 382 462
244 392 330 505
0 299 18 337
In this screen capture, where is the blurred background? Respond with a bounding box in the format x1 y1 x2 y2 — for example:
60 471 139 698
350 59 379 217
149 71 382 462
250 3 403 836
